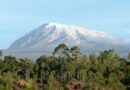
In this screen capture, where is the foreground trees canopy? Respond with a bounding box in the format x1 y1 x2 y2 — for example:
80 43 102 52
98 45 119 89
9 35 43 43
0 44 130 90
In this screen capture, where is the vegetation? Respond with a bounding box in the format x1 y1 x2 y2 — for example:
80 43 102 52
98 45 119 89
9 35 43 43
0 44 130 90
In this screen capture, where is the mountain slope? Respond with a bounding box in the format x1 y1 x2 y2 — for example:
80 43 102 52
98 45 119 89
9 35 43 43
6 23 129 59
9 23 114 49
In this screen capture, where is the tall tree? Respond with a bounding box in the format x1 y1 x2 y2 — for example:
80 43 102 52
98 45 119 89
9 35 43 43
35 55 50 84
0 50 2 60
53 43 69 57
48 72 59 90
128 52 130 60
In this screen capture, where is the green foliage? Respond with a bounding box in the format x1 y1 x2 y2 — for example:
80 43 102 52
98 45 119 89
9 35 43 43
48 72 60 90
0 50 2 60
53 43 69 57
128 52 130 60
0 44 129 89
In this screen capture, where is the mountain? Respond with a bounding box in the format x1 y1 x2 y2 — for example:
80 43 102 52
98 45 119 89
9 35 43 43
9 23 113 49
5 23 130 59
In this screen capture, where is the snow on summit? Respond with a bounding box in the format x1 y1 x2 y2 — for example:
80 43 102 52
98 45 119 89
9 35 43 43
6 23 130 59
9 23 113 49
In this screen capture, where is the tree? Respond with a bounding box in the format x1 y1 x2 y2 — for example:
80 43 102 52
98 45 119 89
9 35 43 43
70 46 82 65
0 44 128 89
0 50 2 60
3 55 17 73
18 58 34 80
53 43 69 57
79 58 90 82
35 55 50 84
48 72 60 90
70 46 81 57
107 73 125 90
64 58 76 82
128 52 130 60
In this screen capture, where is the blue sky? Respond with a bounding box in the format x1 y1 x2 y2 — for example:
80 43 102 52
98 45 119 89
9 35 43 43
0 0 130 49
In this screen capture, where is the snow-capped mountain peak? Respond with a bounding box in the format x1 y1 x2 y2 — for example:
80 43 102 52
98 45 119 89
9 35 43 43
6 23 130 59
9 23 113 49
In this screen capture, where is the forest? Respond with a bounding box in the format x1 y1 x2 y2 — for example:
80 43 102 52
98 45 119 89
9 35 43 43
0 43 130 90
